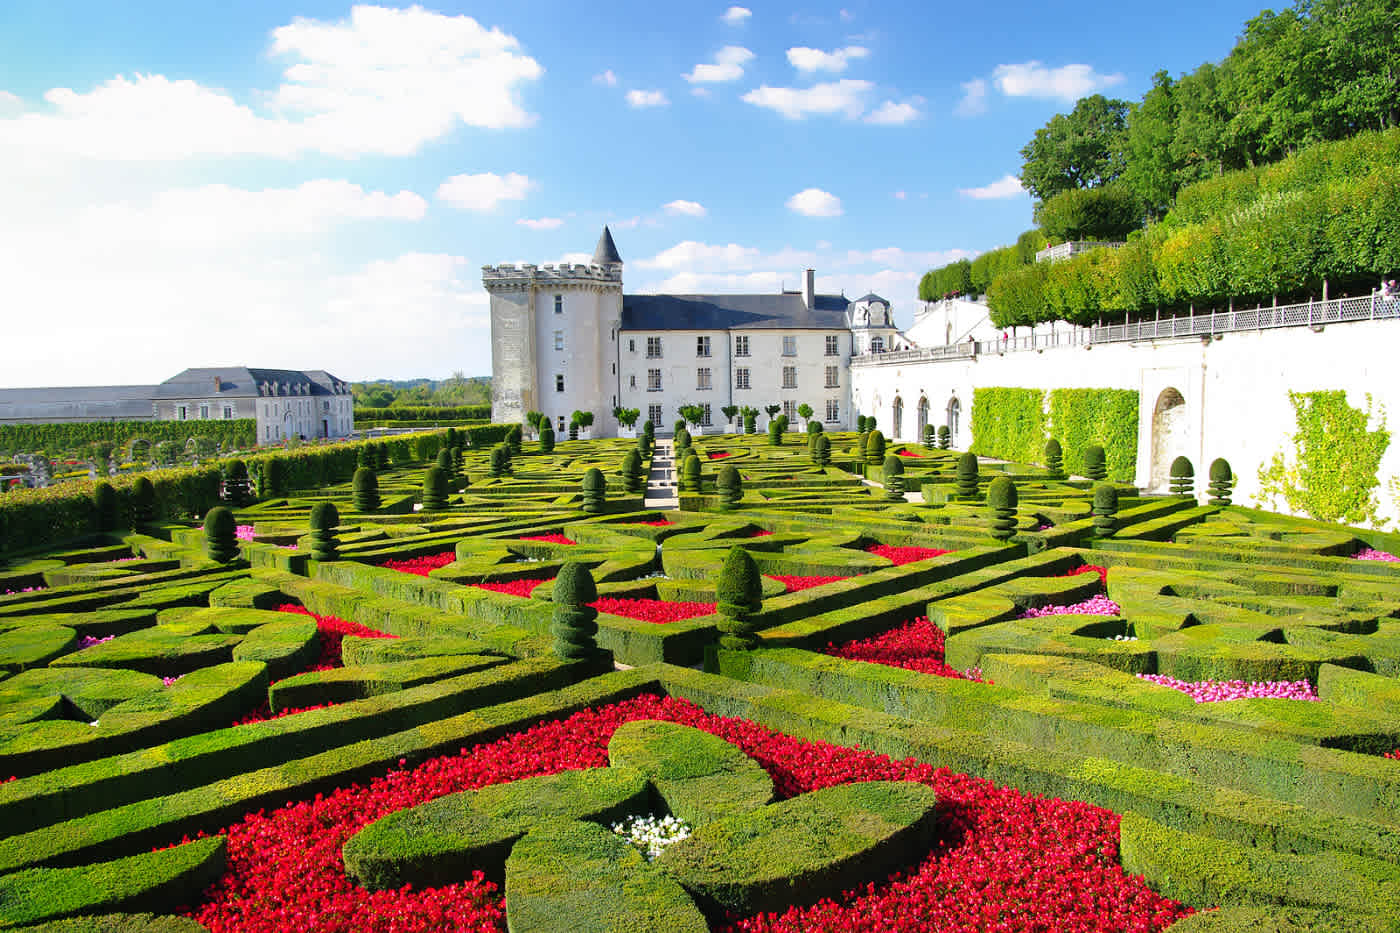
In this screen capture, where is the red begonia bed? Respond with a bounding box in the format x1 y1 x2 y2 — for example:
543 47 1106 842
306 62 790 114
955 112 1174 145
865 544 951 566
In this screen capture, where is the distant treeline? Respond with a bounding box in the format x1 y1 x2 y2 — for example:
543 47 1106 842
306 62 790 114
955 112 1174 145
0 420 256 457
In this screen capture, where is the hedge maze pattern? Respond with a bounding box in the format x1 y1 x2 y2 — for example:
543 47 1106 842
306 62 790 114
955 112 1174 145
1 429 1398 931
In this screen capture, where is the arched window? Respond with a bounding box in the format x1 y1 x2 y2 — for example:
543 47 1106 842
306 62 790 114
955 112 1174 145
916 397 930 438
947 395 961 442
892 397 904 439
871 336 884 353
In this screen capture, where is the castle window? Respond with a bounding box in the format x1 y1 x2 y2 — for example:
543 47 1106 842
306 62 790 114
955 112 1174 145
648 404 662 426
629 339 636 353
199 404 209 419
870 336 884 353
825 399 840 423
734 335 749 357
697 336 711 358
825 366 839 388
630 374 637 389
697 367 712 390
647 369 662 392
555 374 565 392
782 335 797 357
735 368 750 390
646 336 663 359
783 400 797 419
554 295 563 314
224 406 233 419
701 403 712 427
825 335 839 356
178 406 187 421
554 330 564 351
782 366 797 389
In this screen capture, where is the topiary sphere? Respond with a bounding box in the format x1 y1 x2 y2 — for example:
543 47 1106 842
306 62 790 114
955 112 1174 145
643 420 655 437
309 500 339 532
92 481 119 532
717 464 742 510
808 421 823 435
1044 438 1064 478
132 476 157 524
866 430 886 466
675 428 691 452
1208 457 1234 505
436 448 455 477
682 452 701 492
353 467 381 512
716 545 763 650
1083 445 1108 481
1169 456 1195 496
987 474 1018 510
580 467 606 513
422 466 449 511
956 451 980 498
204 506 239 563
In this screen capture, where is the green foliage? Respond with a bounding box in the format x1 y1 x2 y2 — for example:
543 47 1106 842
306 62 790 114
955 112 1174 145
436 448 456 479
1048 389 1139 481
716 546 763 650
743 410 757 434
937 425 951 450
413 434 438 462
490 444 512 478
857 431 869 461
131 477 156 524
764 405 781 422
1044 438 1064 478
642 420 655 438
621 449 643 493
580 467 606 514
796 403 814 423
1209 457 1235 505
506 424 523 455
615 407 640 430
352 404 490 422
421 467 449 512
1092 484 1119 537
678 404 706 430
526 410 544 430
1257 391 1390 525
552 562 602 661
0 420 255 459
807 420 823 436
969 388 1046 465
866 430 885 466
956 452 980 499
766 420 782 446
919 258 975 300
352 467 381 513
1020 95 1130 201
539 420 555 454
203 507 238 563
308 502 340 560
721 404 740 426
717 464 742 511
681 453 701 493
675 428 691 454
1033 183 1143 242
223 460 253 507
813 433 831 468
92 482 119 532
881 455 904 501
1083 445 1108 482
987 475 1019 541
1169 456 1195 496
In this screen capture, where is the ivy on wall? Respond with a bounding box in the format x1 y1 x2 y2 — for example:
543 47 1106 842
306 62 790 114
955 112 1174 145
1048 389 1139 482
1256 391 1390 527
970 388 1047 466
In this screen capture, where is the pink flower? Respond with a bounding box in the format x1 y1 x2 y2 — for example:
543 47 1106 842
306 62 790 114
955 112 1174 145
1137 673 1320 703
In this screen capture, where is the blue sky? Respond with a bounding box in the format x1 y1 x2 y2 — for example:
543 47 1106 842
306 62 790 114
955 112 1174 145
0 0 1266 385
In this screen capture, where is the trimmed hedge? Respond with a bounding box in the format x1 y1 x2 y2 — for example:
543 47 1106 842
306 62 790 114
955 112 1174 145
1048 389 1139 482
607 719 774 825
969 388 1046 466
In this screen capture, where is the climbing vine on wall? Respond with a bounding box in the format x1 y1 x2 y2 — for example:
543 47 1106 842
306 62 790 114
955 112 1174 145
1047 389 1139 482
969 388 1047 465
1256 391 1390 527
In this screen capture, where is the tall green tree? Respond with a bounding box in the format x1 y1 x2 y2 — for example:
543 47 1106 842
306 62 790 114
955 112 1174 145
1019 95 1130 201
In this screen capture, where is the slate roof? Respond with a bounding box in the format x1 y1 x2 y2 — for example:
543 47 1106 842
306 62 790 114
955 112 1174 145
0 385 157 422
854 293 888 305
154 367 346 398
592 226 623 265
620 293 851 331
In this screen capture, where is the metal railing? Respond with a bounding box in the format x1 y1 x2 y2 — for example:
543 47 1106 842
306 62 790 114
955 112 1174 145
853 292 1400 367
1034 240 1126 264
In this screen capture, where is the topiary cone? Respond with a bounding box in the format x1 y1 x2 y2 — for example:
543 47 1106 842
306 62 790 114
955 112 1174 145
581 467 606 513
1208 458 1234 505
866 430 885 466
421 466 449 511
507 424 523 456
204 506 239 563
938 425 951 450
436 448 456 480
766 421 781 446
923 424 936 449
552 561 603 662
308 501 340 560
1083 445 1108 482
987 475 1019 541
717 464 742 511
132 476 156 525
92 481 119 533
716 546 763 650
1092 483 1119 537
1044 439 1064 479
490 444 511 478
857 431 869 461
956 451 980 499
539 421 555 453
882 454 905 501
1169 456 1195 496
681 452 701 493
814 434 831 467
353 467 381 512
622 449 642 493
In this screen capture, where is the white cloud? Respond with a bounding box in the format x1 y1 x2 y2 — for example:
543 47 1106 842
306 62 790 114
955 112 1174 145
626 89 669 109
636 240 763 271
893 190 907 200
436 172 534 211
721 6 752 25
742 79 871 120
866 99 921 125
0 7 542 161
517 216 564 230
685 46 754 84
785 46 869 74
611 216 642 230
0 91 22 115
663 199 707 217
593 69 618 87
955 78 988 116
992 61 1124 101
959 174 1027 199
786 188 843 217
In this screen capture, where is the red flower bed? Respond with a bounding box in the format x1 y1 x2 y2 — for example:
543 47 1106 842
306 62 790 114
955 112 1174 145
1059 564 1110 587
589 597 716 623
186 695 1188 933
826 616 979 681
472 577 551 598
234 702 341 727
866 544 952 566
896 449 926 458
744 529 774 538
1385 749 1400 761
377 552 456 576
766 574 849 593
275 605 396 669
708 451 731 460
630 519 674 527
518 534 577 545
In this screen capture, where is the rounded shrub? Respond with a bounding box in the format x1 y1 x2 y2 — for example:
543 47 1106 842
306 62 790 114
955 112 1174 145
507 424 523 455
581 467 606 513
308 501 340 561
717 464 742 511
259 456 288 498
1092 483 1119 537
987 475 1019 541
681 453 701 493
642 419 655 439
92 482 119 533
1083 444 1108 482
956 451 980 499
552 562 603 662
716 546 763 650
353 467 381 512
490 444 511 478
766 420 782 446
422 466 449 511
1169 456 1195 496
866 430 885 466
540 420 555 453
743 413 756 434
775 415 789 434
132 476 157 524
675 428 691 455
445 427 459 451
1208 458 1234 505
814 434 831 468
357 446 375 471
621 449 643 493
436 448 456 479
882 455 905 501
938 425 951 450
807 420 823 436
857 431 869 461
1044 438 1064 479
204 506 238 563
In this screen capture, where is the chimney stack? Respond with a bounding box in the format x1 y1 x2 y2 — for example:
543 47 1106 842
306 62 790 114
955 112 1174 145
213 376 222 393
803 268 815 310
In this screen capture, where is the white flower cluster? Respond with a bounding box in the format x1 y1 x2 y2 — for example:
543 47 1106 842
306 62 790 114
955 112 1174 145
611 813 692 860
1110 634 1139 641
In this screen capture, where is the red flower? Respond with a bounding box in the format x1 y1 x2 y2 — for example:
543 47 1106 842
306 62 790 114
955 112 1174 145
1059 564 1110 587
589 597 715 623
378 552 456 576
896 450 926 458
518 534 577 545
275 604 396 669
766 574 849 593
744 529 774 538
826 616 979 682
865 545 951 566
708 451 731 460
472 578 551 597
629 519 675 527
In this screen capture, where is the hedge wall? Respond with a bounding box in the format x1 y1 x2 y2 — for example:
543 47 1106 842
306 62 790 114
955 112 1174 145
1048 389 1139 482
969 388 1046 466
0 421 256 457
353 405 491 422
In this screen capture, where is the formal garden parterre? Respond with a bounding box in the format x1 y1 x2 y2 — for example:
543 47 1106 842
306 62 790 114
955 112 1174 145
1 425 1398 931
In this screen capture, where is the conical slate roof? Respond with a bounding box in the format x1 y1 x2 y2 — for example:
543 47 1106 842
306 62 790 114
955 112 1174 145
592 226 623 265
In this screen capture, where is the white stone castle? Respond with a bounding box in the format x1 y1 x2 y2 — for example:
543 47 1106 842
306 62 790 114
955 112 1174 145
484 227 903 436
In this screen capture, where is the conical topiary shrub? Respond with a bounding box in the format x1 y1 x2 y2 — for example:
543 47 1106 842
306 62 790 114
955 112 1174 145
717 464 742 511
675 428 691 456
1208 458 1234 505
445 427 459 451
422 466 449 511
308 501 340 561
681 452 701 493
938 425 951 450
1083 445 1108 482
132 476 156 525
857 431 869 461
622 449 643 493
552 562 603 662
1092 484 1119 537
716 546 763 650
540 421 555 453
923 424 936 449
956 451 979 499
882 455 905 501
1044 439 1064 479
490 444 511 478
581 467 606 513
987 475 1018 541
204 506 238 563
507 424 523 456
814 434 831 467
866 430 885 466
92 482 119 533
257 457 285 499
1169 456 1195 496
767 420 782 446
224 459 254 506
436 448 456 480
353 467 381 512
808 420 823 436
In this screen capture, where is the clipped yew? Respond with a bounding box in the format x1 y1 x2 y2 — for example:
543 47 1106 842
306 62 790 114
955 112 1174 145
923 424 936 449
621 449 643 493
1045 438 1064 479
490 443 511 478
813 433 831 467
716 545 763 650
204 506 238 563
539 421 555 453
938 425 951 450
675 428 691 456
132 476 156 525
987 475 1018 541
258 456 288 498
357 445 376 471
436 449 456 480
308 501 340 560
681 452 701 493
581 467 606 513
1169 456 1195 496
866 430 886 466
766 420 782 446
452 445 465 476
1084 444 1108 481
353 467 381 512
1092 483 1119 537
717 464 742 510
956 451 980 498
421 466 449 511
552 562 603 662
882 455 905 501
92 481 119 532
1209 458 1235 505
857 431 869 461
506 424 523 455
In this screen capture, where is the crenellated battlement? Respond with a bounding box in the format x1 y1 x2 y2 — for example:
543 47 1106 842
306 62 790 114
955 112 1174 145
482 262 622 289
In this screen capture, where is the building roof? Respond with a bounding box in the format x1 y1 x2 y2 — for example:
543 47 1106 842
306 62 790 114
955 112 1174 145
854 293 888 305
154 367 348 399
621 293 850 331
0 385 157 423
592 226 623 265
